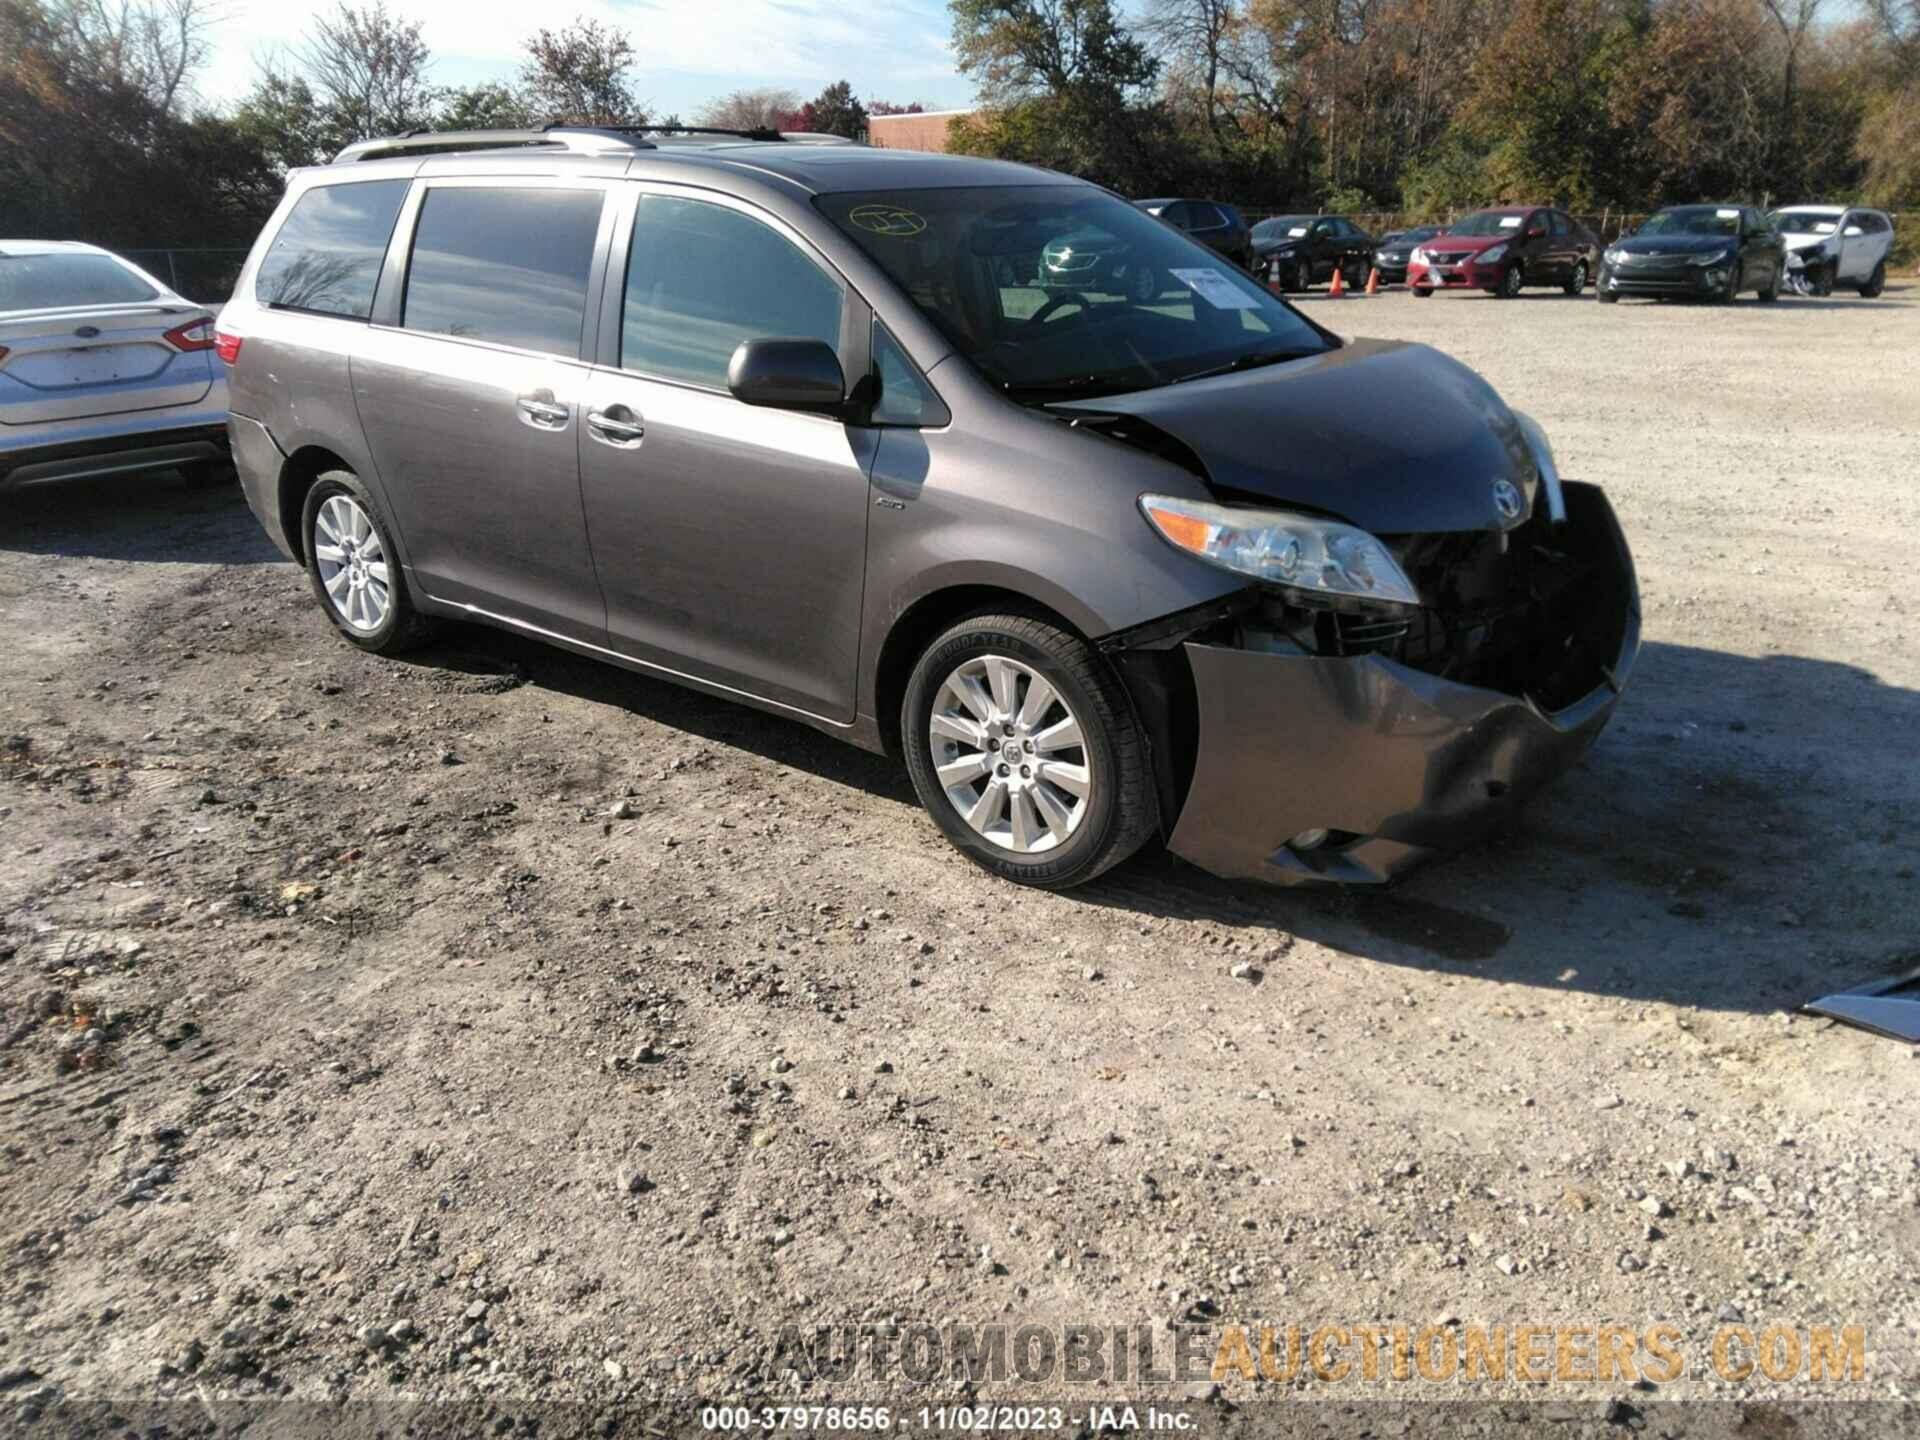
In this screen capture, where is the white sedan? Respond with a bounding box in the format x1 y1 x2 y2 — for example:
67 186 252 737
1769 205 1895 298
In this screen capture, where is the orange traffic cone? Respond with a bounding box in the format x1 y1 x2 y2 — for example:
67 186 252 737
1365 267 1380 296
1329 267 1346 298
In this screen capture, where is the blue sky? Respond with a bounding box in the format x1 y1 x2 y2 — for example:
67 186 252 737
202 0 977 116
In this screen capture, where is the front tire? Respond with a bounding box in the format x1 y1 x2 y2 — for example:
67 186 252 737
902 613 1157 889
301 472 437 656
1859 261 1885 298
1497 263 1524 299
1811 261 1834 297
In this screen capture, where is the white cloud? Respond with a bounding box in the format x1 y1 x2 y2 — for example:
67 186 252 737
199 0 972 114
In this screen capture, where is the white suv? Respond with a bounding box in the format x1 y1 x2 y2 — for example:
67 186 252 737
1769 205 1895 298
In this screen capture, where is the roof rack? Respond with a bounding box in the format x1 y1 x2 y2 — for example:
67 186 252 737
330 122 849 165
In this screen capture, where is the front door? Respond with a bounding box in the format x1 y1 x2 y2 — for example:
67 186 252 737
352 179 612 644
576 189 874 724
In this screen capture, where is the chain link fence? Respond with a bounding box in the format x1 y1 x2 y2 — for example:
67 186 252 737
119 248 252 305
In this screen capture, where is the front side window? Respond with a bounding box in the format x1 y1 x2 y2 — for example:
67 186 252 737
255 179 408 319
622 195 844 390
818 186 1333 402
0 253 158 311
870 323 946 427
401 186 604 356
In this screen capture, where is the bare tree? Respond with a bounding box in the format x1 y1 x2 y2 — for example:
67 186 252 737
697 87 802 132
50 0 213 114
296 1 434 143
520 17 646 126
1755 0 1825 183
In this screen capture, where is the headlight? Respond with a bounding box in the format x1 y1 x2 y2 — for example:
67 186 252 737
1479 242 1508 263
1138 495 1420 605
1604 246 1628 265
1689 247 1735 267
1510 410 1567 525
1410 246 1429 265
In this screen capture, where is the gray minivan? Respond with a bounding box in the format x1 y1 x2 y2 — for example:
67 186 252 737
218 126 1639 890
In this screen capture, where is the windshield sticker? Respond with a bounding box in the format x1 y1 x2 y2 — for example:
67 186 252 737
1498 216 1523 228
1287 227 1308 237
1715 208 1740 218
1169 267 1257 310
847 204 927 238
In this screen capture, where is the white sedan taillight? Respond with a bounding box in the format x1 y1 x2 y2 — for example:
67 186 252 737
162 316 217 353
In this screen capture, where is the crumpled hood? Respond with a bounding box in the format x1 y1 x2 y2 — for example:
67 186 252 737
1778 230 1834 253
1056 338 1538 535
1611 233 1738 257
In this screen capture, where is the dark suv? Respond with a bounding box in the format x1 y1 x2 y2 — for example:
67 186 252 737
217 127 1637 890
1133 199 1253 270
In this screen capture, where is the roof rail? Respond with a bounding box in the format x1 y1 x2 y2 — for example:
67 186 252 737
331 127 662 164
329 122 851 165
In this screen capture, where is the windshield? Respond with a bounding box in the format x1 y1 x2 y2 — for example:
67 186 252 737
1636 207 1742 238
0 252 160 312
1446 210 1529 237
1770 210 1837 235
818 187 1332 400
1382 227 1439 248
1252 216 1314 240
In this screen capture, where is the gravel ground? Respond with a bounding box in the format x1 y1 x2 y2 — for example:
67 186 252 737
2 282 1918 1424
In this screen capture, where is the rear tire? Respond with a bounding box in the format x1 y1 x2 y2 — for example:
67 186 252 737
902 613 1157 890
1563 260 1588 296
1859 261 1885 298
300 471 438 656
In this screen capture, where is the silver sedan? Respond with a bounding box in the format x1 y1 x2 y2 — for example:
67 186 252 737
1 240 229 490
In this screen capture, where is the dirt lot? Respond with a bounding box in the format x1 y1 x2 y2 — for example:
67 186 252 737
4 283 1919 1424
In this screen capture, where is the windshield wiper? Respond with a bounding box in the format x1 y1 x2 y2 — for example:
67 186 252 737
999 373 1141 401
1173 346 1324 385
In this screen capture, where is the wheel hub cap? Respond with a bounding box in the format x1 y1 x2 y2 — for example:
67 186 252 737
928 655 1092 855
313 494 391 634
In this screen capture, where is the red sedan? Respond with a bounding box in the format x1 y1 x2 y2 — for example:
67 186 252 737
1408 207 1599 298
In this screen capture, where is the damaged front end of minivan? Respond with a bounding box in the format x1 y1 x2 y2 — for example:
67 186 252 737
1074 343 1641 887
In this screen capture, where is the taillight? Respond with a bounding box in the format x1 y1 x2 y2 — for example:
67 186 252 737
163 316 217 353
214 330 243 365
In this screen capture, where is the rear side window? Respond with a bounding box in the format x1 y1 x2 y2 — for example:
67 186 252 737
0 253 158 311
255 179 407 319
621 195 843 390
402 187 604 356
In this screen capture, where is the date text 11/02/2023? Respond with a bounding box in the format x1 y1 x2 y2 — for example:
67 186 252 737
700 1407 1194 1432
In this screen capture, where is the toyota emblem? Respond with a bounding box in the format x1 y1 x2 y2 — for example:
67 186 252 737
1492 478 1525 524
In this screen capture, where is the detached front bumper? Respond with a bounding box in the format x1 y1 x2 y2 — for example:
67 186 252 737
1164 482 1639 886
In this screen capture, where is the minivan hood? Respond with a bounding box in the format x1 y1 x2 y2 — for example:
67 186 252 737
1055 339 1536 535
1613 233 1737 256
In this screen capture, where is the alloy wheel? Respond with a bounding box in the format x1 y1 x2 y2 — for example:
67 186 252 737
1502 265 1523 298
927 654 1092 855
312 494 391 634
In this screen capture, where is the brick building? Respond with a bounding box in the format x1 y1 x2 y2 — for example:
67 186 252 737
866 109 973 153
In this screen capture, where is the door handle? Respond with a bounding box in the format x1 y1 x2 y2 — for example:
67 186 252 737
516 390 570 430
586 406 646 447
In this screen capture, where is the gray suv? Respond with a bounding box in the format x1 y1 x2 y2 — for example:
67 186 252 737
219 126 1639 890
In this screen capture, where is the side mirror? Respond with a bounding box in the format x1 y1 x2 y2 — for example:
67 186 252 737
1843 225 1863 237
727 338 846 414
